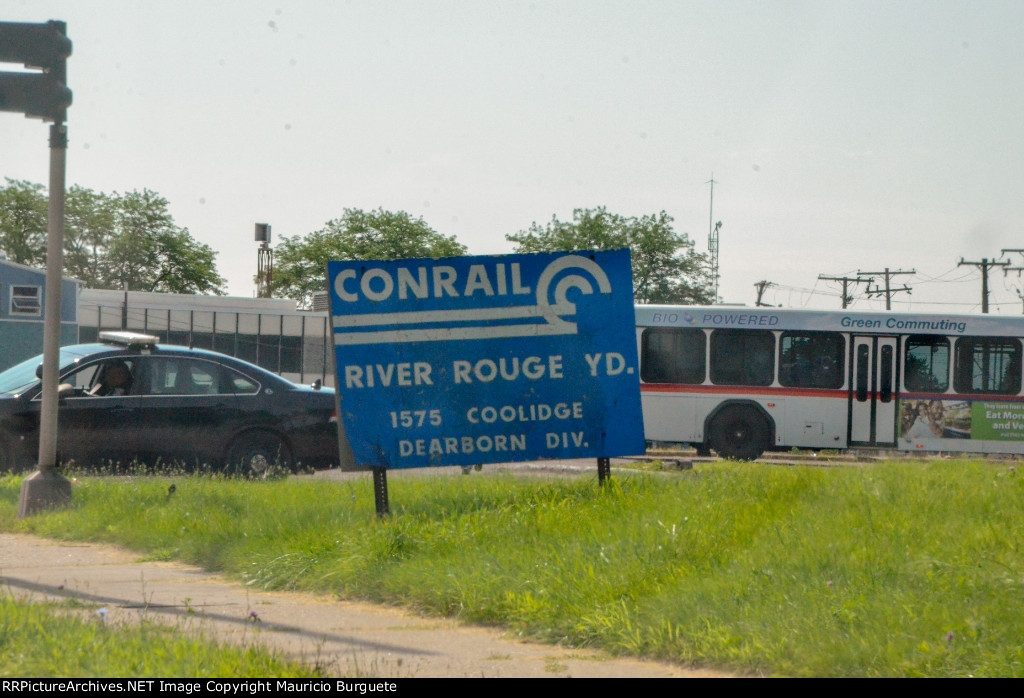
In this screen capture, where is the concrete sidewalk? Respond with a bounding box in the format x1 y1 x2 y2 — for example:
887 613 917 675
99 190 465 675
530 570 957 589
0 532 729 678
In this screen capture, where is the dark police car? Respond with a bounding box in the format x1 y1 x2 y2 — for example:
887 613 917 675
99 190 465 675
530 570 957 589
0 332 339 475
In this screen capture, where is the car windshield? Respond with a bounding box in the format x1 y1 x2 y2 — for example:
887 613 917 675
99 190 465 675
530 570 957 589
0 349 88 396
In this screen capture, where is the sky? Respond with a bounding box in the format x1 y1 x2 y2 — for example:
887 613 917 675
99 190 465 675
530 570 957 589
2 0 1023 314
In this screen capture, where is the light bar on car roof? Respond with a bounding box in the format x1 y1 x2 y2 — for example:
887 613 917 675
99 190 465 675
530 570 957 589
98 331 159 349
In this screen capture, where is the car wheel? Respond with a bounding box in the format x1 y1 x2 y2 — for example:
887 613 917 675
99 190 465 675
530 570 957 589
709 406 769 461
225 432 293 478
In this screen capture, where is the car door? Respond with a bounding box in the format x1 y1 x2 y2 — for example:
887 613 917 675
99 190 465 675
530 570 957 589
128 356 242 469
56 357 143 467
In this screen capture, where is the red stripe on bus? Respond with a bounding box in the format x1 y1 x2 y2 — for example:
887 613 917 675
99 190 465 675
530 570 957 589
641 385 1024 403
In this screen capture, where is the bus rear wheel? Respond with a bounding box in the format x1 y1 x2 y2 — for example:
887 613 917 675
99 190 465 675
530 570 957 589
709 406 769 461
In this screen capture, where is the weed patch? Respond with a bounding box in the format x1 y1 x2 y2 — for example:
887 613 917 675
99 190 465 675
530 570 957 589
3 461 1023 676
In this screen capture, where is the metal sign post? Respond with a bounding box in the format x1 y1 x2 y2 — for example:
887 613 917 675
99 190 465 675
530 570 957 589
17 123 71 517
327 250 645 514
1 20 74 517
372 468 390 518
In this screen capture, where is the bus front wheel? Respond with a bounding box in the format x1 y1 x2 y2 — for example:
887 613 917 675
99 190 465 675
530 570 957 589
709 406 769 461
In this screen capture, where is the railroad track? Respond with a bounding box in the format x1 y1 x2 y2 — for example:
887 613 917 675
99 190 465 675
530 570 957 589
619 448 1024 469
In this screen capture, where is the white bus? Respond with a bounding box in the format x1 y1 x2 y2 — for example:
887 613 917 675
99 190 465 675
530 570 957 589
636 305 1024 460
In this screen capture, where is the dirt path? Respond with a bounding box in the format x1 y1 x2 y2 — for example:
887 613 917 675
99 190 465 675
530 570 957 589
1 532 732 678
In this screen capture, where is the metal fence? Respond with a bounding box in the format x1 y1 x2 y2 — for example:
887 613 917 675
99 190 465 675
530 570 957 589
78 302 334 387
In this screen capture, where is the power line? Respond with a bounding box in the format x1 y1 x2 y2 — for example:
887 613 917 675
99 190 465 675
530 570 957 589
913 267 977 284
766 283 844 298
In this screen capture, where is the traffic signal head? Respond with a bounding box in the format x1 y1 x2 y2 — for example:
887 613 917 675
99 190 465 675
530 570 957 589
0 71 72 121
0 21 72 70
0 20 72 122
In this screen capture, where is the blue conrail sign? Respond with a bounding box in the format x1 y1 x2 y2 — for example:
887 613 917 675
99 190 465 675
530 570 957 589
328 250 645 469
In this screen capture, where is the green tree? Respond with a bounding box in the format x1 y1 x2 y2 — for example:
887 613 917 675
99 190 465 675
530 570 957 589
64 185 116 288
0 181 225 295
146 226 226 295
103 189 225 295
0 179 48 266
506 207 713 304
271 208 467 307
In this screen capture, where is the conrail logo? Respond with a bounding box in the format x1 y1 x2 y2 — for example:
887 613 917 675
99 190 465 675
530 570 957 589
333 262 533 302
331 255 613 345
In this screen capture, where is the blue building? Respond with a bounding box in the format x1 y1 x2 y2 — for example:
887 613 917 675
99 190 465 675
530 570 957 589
0 257 80 372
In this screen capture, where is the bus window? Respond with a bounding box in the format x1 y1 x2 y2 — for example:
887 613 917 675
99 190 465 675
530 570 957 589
879 344 894 403
709 329 774 386
953 337 1022 395
641 328 706 384
904 336 949 392
856 344 869 402
779 331 844 389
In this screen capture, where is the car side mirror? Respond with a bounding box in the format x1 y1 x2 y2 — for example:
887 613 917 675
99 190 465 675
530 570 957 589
36 363 44 379
311 379 322 391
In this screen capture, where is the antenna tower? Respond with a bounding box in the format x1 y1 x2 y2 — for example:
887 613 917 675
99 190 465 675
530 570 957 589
707 176 721 303
255 223 273 298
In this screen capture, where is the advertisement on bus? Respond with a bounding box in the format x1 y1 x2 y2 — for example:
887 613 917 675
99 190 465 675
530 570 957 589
899 399 1024 445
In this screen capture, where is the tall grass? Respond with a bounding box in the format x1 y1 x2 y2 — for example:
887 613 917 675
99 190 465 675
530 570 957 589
0 594 324 677
2 460 1022 676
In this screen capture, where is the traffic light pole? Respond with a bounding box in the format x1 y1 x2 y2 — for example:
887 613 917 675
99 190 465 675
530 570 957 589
18 123 72 517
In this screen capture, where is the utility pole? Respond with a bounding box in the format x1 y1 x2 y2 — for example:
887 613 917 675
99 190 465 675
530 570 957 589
817 273 872 309
958 257 1009 314
858 268 915 310
1001 249 1024 314
753 280 775 307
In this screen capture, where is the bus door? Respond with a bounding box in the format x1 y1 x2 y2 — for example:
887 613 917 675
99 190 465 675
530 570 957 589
849 335 898 446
